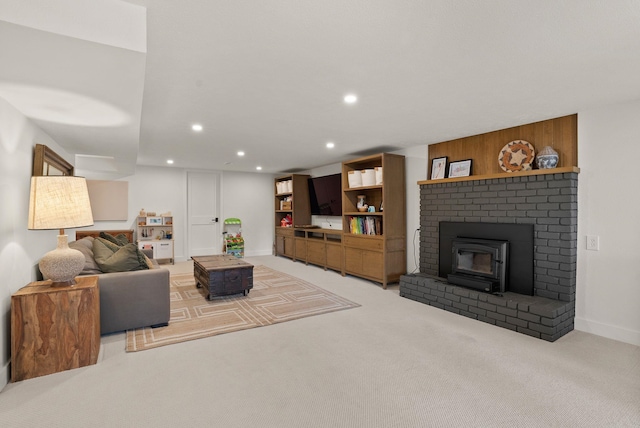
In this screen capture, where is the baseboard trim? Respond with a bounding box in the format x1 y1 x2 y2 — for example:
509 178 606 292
575 317 640 346
245 250 274 257
0 361 9 392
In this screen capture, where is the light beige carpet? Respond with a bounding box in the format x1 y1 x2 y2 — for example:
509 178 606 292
126 265 360 351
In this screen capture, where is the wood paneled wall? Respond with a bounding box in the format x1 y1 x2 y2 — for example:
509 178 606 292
427 114 577 178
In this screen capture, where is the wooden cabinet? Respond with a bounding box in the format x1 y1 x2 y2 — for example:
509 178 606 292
272 154 404 287
136 213 174 263
342 153 406 288
291 228 343 273
345 246 384 279
275 227 295 258
11 276 100 382
274 174 310 258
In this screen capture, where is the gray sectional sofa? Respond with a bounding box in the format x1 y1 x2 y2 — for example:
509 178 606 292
95 266 170 335
69 233 170 335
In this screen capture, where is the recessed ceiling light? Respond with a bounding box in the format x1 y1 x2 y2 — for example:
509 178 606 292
166 159 174 164
237 151 245 157
192 123 203 132
326 142 335 149
256 166 262 171
343 94 358 104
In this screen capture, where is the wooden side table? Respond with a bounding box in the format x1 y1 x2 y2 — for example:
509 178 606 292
11 276 100 382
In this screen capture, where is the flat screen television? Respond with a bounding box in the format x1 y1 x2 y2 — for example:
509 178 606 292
308 173 342 216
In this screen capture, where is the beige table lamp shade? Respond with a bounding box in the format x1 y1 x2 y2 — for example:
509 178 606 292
28 176 94 286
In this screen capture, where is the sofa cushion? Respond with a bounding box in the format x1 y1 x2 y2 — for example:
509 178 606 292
93 238 149 273
100 231 129 246
69 236 102 275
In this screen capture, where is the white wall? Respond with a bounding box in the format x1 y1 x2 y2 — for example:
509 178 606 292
81 165 189 259
0 97 74 389
576 98 640 346
87 166 276 259
221 170 276 256
394 146 428 275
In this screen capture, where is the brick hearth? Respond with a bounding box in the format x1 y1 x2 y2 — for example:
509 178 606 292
400 171 578 341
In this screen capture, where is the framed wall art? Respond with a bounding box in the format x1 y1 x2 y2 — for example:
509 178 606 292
32 144 74 176
448 159 472 178
430 156 448 180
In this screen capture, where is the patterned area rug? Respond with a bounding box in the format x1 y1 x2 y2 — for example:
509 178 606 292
126 265 360 351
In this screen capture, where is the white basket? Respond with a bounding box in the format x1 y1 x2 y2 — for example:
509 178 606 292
348 170 362 188
276 182 284 194
286 180 293 192
361 169 376 186
375 167 383 185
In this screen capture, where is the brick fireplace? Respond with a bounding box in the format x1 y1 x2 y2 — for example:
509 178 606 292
400 171 578 341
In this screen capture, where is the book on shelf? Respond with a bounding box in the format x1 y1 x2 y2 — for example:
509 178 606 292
348 216 382 235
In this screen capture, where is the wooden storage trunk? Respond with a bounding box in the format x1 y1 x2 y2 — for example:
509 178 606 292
192 255 253 300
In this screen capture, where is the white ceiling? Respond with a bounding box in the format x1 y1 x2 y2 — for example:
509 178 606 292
2 0 640 177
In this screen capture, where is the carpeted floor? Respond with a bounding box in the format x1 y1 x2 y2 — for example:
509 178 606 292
126 265 360 351
2 257 638 427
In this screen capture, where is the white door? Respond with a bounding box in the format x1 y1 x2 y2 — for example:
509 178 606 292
188 171 221 257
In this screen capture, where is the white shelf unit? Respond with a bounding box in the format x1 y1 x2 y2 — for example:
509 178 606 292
136 214 174 264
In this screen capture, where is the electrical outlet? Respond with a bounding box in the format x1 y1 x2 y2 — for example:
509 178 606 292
586 235 599 251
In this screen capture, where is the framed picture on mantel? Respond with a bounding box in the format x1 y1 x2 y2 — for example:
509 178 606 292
448 159 472 178
430 156 448 180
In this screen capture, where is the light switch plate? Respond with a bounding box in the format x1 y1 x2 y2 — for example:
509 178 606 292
586 235 599 251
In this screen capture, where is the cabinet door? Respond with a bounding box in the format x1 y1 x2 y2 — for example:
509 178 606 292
307 240 326 266
295 238 307 261
344 247 363 275
345 247 383 279
155 241 173 259
326 243 342 271
362 250 383 279
284 237 294 257
275 235 285 255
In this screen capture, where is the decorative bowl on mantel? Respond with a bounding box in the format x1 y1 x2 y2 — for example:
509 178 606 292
536 146 559 169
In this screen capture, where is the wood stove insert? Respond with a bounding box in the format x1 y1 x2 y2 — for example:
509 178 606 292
440 222 534 295
448 238 509 293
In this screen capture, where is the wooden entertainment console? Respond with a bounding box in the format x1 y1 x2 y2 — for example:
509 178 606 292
274 153 406 288
292 228 343 272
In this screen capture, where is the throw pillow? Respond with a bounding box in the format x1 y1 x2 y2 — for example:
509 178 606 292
95 237 122 252
69 237 102 274
114 233 130 246
93 239 149 273
99 232 129 246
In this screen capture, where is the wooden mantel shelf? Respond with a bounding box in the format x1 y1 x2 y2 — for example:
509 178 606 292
417 166 580 186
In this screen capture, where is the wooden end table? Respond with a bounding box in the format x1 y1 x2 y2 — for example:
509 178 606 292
11 276 100 382
192 255 253 300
